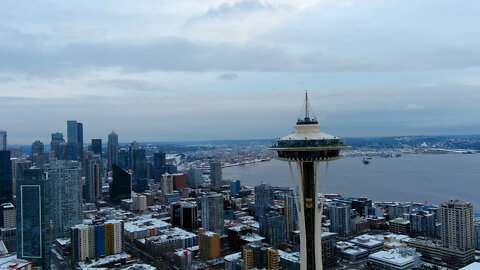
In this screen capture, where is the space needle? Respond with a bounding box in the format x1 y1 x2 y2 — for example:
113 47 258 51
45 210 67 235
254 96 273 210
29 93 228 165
270 91 349 270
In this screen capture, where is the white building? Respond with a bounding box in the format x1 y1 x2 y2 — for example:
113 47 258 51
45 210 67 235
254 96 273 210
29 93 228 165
132 193 147 213
162 174 174 195
224 252 241 270
368 248 421 270
0 203 15 228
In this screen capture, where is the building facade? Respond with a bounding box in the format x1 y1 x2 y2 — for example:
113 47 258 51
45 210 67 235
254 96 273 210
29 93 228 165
47 160 83 238
201 194 224 235
16 168 51 270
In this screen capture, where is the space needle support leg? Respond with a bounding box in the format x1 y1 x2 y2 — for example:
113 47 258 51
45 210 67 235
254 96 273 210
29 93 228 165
315 161 329 269
295 161 307 270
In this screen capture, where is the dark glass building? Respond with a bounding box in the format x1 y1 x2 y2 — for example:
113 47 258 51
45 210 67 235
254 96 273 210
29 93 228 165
50 132 65 160
110 164 131 204
31 140 44 168
17 168 51 270
117 149 129 170
132 148 146 180
107 131 119 171
66 120 78 160
0 151 12 204
77 122 83 161
91 139 102 157
153 151 166 183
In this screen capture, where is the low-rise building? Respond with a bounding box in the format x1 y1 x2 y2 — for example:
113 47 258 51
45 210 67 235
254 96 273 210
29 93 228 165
349 234 383 254
367 248 421 270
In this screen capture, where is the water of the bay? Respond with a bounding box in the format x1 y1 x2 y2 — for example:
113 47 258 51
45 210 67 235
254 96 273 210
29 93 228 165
223 154 480 211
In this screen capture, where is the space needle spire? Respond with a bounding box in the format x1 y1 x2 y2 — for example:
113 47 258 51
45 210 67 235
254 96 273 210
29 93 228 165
270 91 349 270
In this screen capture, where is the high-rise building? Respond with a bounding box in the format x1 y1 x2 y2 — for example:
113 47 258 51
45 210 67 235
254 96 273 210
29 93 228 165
128 141 138 169
154 152 166 183
66 120 78 161
267 248 280 270
441 200 474 252
77 122 84 161
105 220 124 255
198 229 220 261
117 149 129 170
91 139 102 157
186 167 202 188
47 160 83 238
270 91 349 270
181 203 198 231
110 164 131 204
260 211 286 246
132 148 146 180
11 159 30 197
230 180 241 196
0 130 6 151
50 132 65 160
0 151 12 204
209 161 222 189
132 193 147 213
31 140 44 168
162 173 174 195
16 168 51 270
330 203 351 236
84 153 102 202
173 173 187 190
201 194 224 235
71 220 124 261
255 183 274 219
107 131 119 171
407 210 435 237
0 202 15 228
285 194 298 241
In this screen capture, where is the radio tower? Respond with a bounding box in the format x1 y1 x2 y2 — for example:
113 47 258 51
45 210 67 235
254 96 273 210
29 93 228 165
270 91 349 270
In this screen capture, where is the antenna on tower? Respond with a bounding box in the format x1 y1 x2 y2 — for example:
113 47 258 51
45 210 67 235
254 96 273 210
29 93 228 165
297 90 318 125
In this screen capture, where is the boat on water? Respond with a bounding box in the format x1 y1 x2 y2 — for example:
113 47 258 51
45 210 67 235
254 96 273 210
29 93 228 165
362 156 372 165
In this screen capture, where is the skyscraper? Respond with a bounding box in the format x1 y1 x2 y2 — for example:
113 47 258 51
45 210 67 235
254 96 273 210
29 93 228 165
162 173 174 195
0 151 12 204
50 132 65 160
255 183 274 219
132 148 146 180
0 130 6 151
117 149 129 170
330 203 351 236
154 151 166 183
17 168 51 270
201 194 224 235
47 160 83 238
187 167 203 188
77 122 84 161
285 193 299 241
107 131 119 171
259 212 287 246
66 120 78 160
110 164 131 204
441 200 474 252
209 161 222 189
270 91 349 270
230 180 241 196
84 153 102 202
91 139 102 157
31 140 44 168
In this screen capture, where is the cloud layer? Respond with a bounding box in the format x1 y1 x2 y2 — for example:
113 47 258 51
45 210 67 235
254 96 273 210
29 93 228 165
1 0 480 144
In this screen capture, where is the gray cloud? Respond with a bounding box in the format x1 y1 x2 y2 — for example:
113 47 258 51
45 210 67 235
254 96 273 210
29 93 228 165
218 73 239 80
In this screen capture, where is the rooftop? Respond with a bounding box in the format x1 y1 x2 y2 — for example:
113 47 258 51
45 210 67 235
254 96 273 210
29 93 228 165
369 248 420 266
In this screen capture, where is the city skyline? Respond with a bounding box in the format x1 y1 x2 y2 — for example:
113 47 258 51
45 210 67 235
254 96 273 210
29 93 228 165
2 1 480 143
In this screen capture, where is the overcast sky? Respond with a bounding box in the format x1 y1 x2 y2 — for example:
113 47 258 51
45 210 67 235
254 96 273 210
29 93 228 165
2 0 480 144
